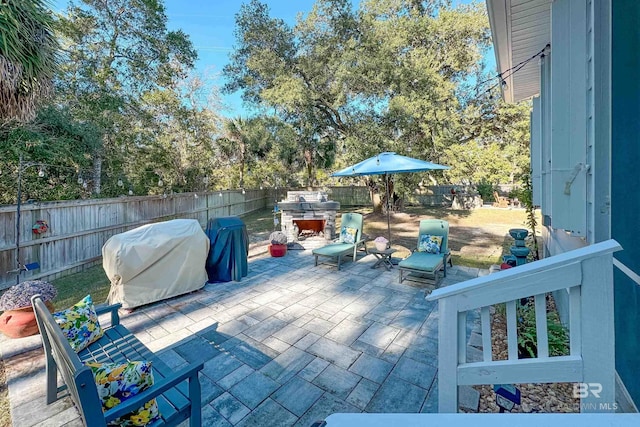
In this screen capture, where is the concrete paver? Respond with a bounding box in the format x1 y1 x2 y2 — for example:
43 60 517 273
272 376 324 417
365 375 429 413
211 392 251 424
347 378 380 410
230 371 280 409
349 353 394 384
1 249 484 426
312 364 362 399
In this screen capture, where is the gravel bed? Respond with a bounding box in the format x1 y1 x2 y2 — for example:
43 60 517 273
476 296 579 413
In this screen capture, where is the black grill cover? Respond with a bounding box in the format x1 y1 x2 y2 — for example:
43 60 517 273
205 217 249 282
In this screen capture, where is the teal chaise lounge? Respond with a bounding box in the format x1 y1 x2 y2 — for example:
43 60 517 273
399 219 452 285
312 212 365 270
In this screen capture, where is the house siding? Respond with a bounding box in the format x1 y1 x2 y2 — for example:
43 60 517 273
549 0 589 237
611 0 640 407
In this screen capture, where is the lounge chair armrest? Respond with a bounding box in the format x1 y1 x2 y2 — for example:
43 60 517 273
103 362 204 423
95 303 122 326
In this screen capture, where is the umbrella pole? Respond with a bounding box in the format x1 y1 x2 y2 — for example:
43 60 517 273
385 174 391 242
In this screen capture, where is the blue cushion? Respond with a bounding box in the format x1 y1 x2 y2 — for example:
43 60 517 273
313 243 355 257
398 252 443 273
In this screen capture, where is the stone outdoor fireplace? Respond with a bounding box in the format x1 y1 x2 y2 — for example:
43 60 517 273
278 191 340 248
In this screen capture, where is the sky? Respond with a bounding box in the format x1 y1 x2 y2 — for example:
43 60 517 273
161 0 338 116
53 0 492 117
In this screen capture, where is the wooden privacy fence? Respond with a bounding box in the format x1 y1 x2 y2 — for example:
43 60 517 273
0 190 267 290
0 185 475 289
326 185 468 207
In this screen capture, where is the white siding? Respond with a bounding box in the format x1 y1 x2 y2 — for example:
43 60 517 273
549 0 589 236
531 97 542 206
540 51 552 219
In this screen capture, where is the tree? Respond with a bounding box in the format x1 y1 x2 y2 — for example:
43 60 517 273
443 96 532 186
216 116 281 189
55 0 197 194
224 0 357 184
0 106 101 204
0 0 58 124
130 71 223 195
224 0 492 187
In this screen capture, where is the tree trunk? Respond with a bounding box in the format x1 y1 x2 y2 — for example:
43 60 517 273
303 148 313 187
368 179 383 213
239 142 245 188
93 155 102 195
372 192 382 213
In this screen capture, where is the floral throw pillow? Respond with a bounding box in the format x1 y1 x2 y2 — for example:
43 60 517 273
340 226 358 244
53 294 103 352
86 361 161 427
417 234 443 254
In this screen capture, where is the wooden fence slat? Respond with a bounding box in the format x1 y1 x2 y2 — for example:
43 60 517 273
1 191 269 289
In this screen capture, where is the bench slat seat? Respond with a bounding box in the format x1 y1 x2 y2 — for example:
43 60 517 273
79 325 193 421
32 295 203 427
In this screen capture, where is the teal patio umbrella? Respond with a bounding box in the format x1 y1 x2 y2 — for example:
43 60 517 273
331 152 450 241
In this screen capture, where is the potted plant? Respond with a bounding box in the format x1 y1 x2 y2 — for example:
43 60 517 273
268 231 288 257
373 236 389 251
0 280 57 338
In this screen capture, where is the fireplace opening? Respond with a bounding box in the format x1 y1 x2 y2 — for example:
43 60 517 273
293 219 326 239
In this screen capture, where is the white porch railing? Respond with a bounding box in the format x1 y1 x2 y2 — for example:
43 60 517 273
426 239 622 413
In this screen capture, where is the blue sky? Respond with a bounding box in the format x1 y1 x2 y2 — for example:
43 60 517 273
161 0 333 115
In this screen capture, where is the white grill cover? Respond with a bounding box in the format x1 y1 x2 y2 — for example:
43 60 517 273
103 219 209 309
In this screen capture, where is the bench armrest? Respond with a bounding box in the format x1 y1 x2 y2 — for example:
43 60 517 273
103 361 204 423
95 303 122 327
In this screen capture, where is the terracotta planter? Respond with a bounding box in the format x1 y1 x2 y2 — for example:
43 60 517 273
269 244 287 257
0 301 54 339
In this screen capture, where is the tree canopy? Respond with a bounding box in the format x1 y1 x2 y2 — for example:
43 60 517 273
1 0 532 205
223 0 528 190
0 0 58 123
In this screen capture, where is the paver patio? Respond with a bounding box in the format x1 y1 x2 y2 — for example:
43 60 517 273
0 249 486 427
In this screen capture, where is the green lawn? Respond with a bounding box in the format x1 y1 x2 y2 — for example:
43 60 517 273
52 264 110 310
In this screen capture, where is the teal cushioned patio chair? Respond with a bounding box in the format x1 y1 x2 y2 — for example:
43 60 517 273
312 213 366 270
399 219 452 285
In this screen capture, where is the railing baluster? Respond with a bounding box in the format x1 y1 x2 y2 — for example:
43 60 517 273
535 294 549 358
506 300 518 360
481 306 492 361
458 311 467 364
569 286 581 356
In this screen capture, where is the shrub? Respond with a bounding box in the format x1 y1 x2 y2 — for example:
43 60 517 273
476 180 495 202
517 299 569 358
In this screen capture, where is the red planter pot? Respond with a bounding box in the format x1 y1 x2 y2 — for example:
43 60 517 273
269 244 287 257
0 301 54 339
